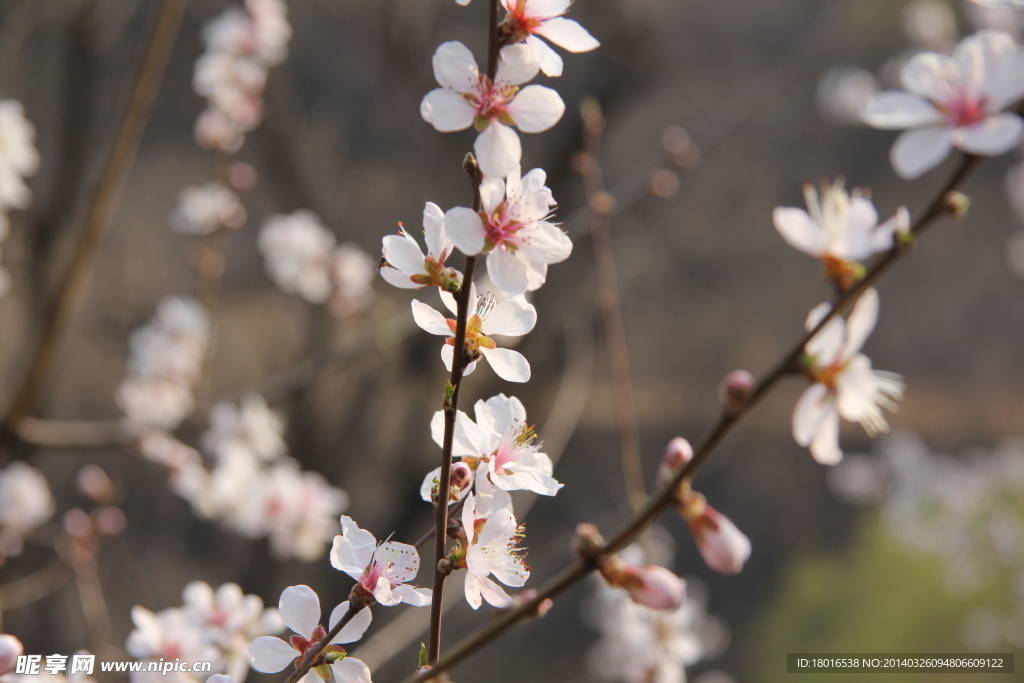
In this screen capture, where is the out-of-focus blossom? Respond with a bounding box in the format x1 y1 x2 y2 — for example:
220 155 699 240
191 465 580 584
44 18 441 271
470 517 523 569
412 286 536 382
445 165 570 295
330 516 432 607
421 42 565 177
498 0 600 77
116 298 210 430
773 180 909 289
816 65 881 126
429 393 561 495
0 462 56 564
170 183 247 235
459 492 529 609
329 242 376 318
259 211 337 303
380 202 460 291
0 635 23 675
863 30 1024 179
204 393 286 463
599 555 686 611
0 99 39 298
249 586 371 683
902 0 958 51
127 606 223 683
677 493 751 575
793 289 905 465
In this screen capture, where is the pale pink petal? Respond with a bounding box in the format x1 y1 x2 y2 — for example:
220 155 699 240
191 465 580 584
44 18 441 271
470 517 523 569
772 207 824 256
523 222 572 263
466 544 493 578
861 92 942 129
792 383 832 448
377 541 421 583
482 297 537 336
809 407 842 465
900 52 956 102
331 517 378 577
535 17 600 52
477 576 515 607
249 636 297 673
382 231 425 273
371 575 398 606
328 601 372 644
506 85 565 133
331 657 372 683
430 409 487 455
475 122 522 178
411 300 454 336
391 584 433 606
279 585 320 639
487 248 530 295
835 354 879 422
526 35 563 77
423 202 451 259
441 345 477 377
432 41 479 91
479 177 506 215
841 288 879 360
956 30 1016 101
480 347 531 382
495 44 540 86
952 113 1024 155
464 574 484 610
444 206 486 256
527 0 572 16
474 393 526 436
805 309 845 365
421 88 476 132
380 266 419 289
985 51 1024 111
890 125 953 180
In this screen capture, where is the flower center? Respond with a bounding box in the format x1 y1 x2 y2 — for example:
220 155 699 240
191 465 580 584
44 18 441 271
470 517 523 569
944 96 988 128
482 203 525 251
469 77 518 121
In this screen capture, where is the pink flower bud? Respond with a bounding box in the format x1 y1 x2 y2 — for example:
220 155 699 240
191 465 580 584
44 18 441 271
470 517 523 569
658 437 693 485
0 634 23 675
599 558 686 611
449 462 473 496
719 370 755 415
687 503 751 575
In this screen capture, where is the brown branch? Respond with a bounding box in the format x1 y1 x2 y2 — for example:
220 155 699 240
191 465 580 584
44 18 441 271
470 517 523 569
401 152 980 683
577 99 645 511
2 0 189 432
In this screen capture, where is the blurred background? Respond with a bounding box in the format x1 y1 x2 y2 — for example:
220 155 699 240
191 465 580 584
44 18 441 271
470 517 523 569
1 0 1023 682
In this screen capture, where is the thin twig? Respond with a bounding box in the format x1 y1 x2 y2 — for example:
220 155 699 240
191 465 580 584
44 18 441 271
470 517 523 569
2 0 189 432
577 99 645 511
401 153 979 683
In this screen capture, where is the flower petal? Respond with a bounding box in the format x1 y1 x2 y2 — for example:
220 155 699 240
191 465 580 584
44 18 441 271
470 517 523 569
842 288 879 360
477 576 515 607
952 113 1024 155
773 207 824 257
432 41 479 91
249 636 297 673
890 125 953 180
835 354 878 422
479 177 506 215
482 297 537 336
900 52 956 102
391 584 433 607
411 300 454 336
861 92 942 129
328 601 372 644
423 202 451 260
421 88 476 132
444 206 486 256
382 231 425 274
526 35 563 78
279 585 320 639
792 383 832 448
380 266 420 289
506 85 565 133
809 405 843 465
331 657 372 683
487 248 530 295
480 347 531 382
495 44 540 86
331 517 378 578
475 122 522 178
535 17 600 52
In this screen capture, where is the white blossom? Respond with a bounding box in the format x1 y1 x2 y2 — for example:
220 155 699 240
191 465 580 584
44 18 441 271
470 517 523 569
420 42 565 177
500 0 600 77
330 516 432 607
460 492 529 609
170 183 246 235
793 289 905 465
380 202 460 290
0 463 55 564
411 286 536 383
204 393 286 463
445 165 571 295
329 242 376 318
862 30 1024 178
259 211 337 303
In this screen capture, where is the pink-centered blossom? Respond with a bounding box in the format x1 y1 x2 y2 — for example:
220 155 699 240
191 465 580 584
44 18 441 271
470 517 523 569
330 516 432 607
411 285 536 383
774 180 909 289
249 586 371 683
420 42 565 178
794 288 905 465
429 393 562 495
445 165 571 295
499 0 600 78
380 202 461 290
460 492 529 609
862 30 1024 179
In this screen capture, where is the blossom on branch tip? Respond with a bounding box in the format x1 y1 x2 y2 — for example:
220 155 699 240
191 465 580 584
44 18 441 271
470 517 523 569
598 556 686 611
411 286 536 383
420 42 565 178
862 30 1024 179
380 202 461 291
458 492 529 609
793 288 905 465
773 179 909 289
249 586 371 683
330 516 432 607
499 0 600 78
445 165 571 295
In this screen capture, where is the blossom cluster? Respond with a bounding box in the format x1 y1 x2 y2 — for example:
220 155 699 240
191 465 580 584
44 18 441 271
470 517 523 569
126 581 282 683
138 394 348 561
0 100 39 298
258 211 377 318
193 0 291 152
0 462 55 566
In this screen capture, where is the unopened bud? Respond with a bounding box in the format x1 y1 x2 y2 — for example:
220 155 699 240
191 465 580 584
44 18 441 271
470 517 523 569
0 635 24 675
91 506 127 537
573 523 605 561
76 464 115 504
449 462 473 497
719 370 755 416
681 496 751 575
349 582 377 608
589 191 616 216
437 558 454 575
657 437 694 485
503 589 554 619
648 168 680 198
227 162 258 191
599 556 686 611
661 125 691 155
944 191 970 218
463 153 479 177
